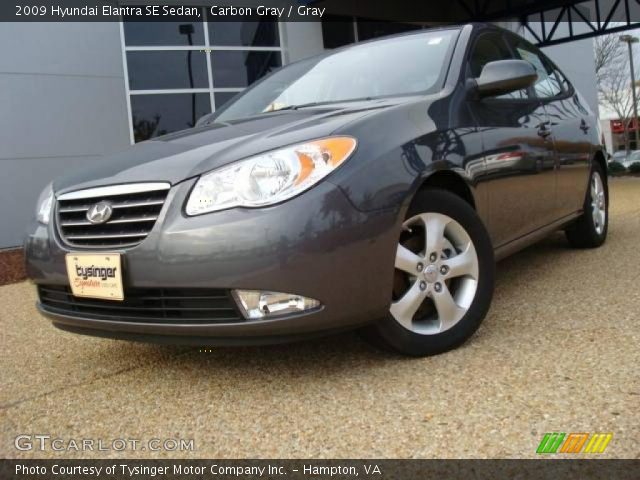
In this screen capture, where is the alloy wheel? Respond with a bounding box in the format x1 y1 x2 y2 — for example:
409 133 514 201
391 212 479 335
591 171 606 235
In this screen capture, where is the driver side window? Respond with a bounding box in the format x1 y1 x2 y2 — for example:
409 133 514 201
468 32 529 99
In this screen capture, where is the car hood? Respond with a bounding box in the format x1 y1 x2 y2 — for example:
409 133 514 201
53 100 395 194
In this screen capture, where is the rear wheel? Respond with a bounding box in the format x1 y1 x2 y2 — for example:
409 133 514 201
364 189 495 356
565 163 608 248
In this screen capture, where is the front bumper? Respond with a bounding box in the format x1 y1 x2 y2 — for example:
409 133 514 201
25 179 401 344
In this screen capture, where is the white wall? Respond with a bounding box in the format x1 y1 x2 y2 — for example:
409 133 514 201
541 39 599 116
599 118 615 153
0 22 131 248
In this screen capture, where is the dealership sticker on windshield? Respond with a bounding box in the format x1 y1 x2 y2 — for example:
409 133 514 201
65 253 124 301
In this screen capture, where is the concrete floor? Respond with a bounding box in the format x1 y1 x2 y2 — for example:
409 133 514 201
1 178 639 459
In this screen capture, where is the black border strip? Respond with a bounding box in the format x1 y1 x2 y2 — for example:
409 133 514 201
4 0 640 22
1 459 639 480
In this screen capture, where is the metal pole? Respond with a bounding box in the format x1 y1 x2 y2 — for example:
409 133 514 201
625 39 640 149
180 24 196 127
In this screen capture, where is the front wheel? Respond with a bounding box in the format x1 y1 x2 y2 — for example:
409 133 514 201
565 163 608 248
364 189 495 357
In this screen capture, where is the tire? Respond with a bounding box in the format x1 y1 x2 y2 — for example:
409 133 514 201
565 163 608 249
364 188 495 357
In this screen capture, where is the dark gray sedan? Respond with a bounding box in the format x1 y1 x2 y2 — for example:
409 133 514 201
25 24 607 356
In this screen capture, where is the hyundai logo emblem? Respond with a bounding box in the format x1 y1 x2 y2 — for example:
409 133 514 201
86 201 113 224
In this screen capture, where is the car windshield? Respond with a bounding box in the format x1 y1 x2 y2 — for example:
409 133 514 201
213 29 459 122
629 151 640 161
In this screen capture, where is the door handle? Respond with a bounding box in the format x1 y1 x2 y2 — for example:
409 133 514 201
580 119 590 133
537 125 552 138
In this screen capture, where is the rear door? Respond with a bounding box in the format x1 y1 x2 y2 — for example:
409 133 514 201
466 30 557 248
542 65 593 216
506 34 592 218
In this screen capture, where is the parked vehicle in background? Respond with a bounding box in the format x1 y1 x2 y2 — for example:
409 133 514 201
611 150 629 164
25 24 608 356
621 150 640 169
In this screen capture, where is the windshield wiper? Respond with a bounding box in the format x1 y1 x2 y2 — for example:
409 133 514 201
264 98 375 113
267 102 325 112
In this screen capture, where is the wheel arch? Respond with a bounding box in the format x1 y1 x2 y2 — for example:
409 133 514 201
417 170 477 210
593 149 607 178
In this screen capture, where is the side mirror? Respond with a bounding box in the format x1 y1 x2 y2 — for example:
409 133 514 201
472 60 538 98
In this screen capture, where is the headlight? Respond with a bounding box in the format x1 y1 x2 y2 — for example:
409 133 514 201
36 184 54 225
185 136 356 215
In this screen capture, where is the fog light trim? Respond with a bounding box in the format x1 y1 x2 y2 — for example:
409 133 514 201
233 290 321 319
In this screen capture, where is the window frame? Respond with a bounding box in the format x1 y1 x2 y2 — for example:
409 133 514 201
119 12 286 143
503 32 574 103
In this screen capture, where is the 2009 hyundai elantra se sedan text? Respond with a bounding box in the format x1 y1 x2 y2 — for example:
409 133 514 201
25 24 608 356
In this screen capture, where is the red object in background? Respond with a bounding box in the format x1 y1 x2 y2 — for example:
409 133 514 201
611 118 640 133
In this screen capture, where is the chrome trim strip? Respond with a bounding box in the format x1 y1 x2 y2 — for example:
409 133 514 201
65 232 148 240
57 183 171 201
111 199 166 209
58 206 91 213
60 215 159 227
58 199 165 213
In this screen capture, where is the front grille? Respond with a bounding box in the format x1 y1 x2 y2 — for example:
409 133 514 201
56 183 170 249
38 285 244 324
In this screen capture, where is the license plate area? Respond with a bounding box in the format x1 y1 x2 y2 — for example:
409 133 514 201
65 253 124 301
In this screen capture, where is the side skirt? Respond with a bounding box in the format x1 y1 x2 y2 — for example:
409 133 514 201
494 211 582 262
